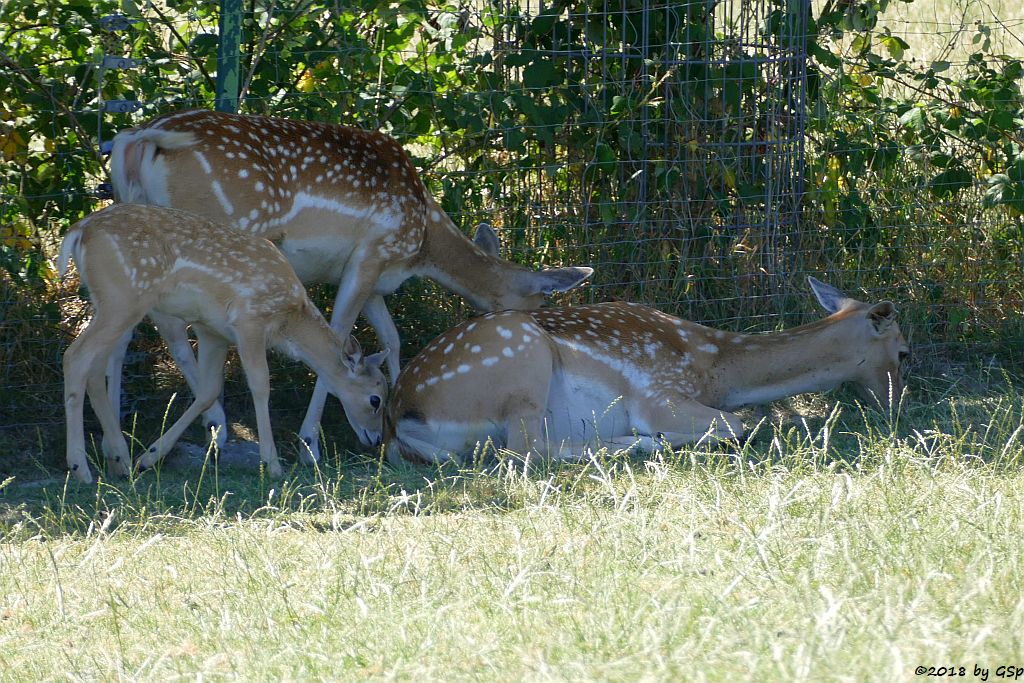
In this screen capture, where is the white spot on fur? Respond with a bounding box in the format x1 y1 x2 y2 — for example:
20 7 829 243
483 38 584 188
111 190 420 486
482 357 498 366
211 180 235 216
193 150 212 174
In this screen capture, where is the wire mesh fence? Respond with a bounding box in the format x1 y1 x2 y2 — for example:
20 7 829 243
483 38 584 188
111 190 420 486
1 0 1022 460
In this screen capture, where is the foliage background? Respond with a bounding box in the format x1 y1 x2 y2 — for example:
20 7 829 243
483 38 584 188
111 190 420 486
1 0 1022 465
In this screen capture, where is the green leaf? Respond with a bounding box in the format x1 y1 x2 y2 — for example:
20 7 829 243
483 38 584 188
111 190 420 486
898 107 925 129
928 166 972 198
523 59 561 89
982 173 1017 209
610 95 632 116
851 34 871 55
880 35 908 60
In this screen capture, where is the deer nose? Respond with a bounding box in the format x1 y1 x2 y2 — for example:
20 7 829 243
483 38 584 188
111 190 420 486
362 429 382 448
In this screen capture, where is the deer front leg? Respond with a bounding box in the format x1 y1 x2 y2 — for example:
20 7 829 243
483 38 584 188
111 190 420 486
137 331 229 471
151 311 229 449
360 294 401 384
233 331 284 479
298 253 383 463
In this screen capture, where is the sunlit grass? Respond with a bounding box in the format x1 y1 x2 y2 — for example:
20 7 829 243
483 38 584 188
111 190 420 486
2 368 1024 679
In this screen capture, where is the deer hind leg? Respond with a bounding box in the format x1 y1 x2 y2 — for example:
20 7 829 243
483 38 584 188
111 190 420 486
502 414 551 473
624 396 745 452
151 311 229 449
137 329 229 471
233 329 283 478
544 397 744 460
298 252 383 462
65 315 142 483
104 326 134 425
88 366 132 478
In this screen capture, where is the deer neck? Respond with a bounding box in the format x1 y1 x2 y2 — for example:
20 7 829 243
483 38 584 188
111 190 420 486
415 209 518 311
709 319 853 410
272 304 346 385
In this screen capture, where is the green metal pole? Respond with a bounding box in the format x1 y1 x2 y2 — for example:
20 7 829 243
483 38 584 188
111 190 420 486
215 0 242 112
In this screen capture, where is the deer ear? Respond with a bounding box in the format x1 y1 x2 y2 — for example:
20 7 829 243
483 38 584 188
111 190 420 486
365 349 389 369
341 335 364 369
526 266 594 296
808 276 852 314
867 301 898 334
473 222 501 258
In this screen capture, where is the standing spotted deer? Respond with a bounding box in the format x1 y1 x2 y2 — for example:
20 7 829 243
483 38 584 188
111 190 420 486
385 278 911 464
59 204 388 484
109 109 592 460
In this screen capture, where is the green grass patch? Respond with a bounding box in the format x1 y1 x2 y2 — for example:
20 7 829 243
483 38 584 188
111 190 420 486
2 371 1024 679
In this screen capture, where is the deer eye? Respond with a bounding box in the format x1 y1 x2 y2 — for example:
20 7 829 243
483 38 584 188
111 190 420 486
370 395 382 411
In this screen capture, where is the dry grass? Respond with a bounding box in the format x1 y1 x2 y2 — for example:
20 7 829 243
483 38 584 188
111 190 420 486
2 370 1024 680
879 0 1024 62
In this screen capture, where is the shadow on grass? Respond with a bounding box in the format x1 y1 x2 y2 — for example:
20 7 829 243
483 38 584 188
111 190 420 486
3 361 1022 540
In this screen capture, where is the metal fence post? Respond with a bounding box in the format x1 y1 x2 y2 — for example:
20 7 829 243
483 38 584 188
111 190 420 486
216 0 242 113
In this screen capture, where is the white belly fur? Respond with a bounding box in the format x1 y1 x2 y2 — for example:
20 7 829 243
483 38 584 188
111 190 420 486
398 372 635 461
276 235 356 284
154 286 236 343
544 368 632 444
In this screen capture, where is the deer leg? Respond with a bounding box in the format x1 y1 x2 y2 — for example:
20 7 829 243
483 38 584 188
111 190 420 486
538 399 744 460
298 253 382 463
151 311 229 449
65 316 141 483
361 294 401 384
600 398 744 454
503 415 548 474
86 365 132 478
104 326 134 423
137 331 229 471
233 330 284 478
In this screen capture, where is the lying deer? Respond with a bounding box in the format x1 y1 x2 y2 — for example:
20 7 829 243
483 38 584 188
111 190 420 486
384 278 910 464
109 109 593 461
59 203 388 484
